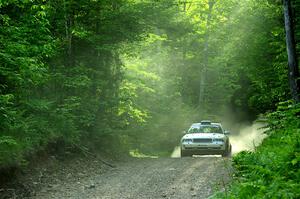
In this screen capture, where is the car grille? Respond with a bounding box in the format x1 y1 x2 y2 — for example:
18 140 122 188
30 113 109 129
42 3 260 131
185 147 221 150
193 138 212 143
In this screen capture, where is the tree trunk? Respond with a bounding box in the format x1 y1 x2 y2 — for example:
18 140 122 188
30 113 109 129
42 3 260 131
64 0 75 68
199 0 215 110
283 0 300 103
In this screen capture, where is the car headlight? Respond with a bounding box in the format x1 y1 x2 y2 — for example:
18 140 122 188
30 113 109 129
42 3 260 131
182 139 193 144
214 139 224 143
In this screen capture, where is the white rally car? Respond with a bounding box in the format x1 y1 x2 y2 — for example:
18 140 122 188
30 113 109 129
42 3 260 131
181 120 232 157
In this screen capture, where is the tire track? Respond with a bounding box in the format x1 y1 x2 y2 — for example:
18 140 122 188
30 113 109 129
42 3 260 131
31 157 231 199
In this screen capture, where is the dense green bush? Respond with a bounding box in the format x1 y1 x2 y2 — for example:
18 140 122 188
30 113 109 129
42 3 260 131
213 102 300 198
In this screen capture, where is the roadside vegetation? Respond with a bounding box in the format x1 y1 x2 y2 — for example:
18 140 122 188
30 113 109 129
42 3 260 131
213 102 300 198
1 0 300 197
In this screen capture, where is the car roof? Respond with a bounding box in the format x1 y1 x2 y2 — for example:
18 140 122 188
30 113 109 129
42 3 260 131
189 122 223 128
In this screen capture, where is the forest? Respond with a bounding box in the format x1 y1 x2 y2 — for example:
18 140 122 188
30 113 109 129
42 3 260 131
0 0 300 198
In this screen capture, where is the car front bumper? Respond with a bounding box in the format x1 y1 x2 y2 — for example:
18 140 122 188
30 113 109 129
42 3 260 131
181 143 226 155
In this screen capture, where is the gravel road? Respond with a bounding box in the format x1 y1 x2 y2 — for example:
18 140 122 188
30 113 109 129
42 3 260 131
28 157 231 199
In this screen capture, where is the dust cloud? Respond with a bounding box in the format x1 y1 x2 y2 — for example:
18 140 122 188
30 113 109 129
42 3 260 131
171 146 181 158
230 122 266 154
171 122 267 158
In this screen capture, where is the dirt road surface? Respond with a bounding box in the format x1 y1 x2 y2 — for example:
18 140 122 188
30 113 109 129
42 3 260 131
27 157 231 199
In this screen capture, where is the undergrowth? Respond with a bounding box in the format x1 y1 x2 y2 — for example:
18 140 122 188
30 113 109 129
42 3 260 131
213 101 300 198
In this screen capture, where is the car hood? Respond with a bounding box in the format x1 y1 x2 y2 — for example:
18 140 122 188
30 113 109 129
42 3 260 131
182 133 225 139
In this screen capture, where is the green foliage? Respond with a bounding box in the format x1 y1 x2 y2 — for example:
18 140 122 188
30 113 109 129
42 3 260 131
0 0 56 167
212 102 300 198
0 0 189 167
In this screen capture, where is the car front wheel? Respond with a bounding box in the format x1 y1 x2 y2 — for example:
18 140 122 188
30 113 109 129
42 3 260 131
222 144 232 157
181 149 191 157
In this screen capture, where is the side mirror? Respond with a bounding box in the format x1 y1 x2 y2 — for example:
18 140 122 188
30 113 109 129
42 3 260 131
224 130 230 135
182 130 187 134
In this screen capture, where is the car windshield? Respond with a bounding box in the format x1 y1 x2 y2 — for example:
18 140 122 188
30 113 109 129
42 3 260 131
188 125 223 134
